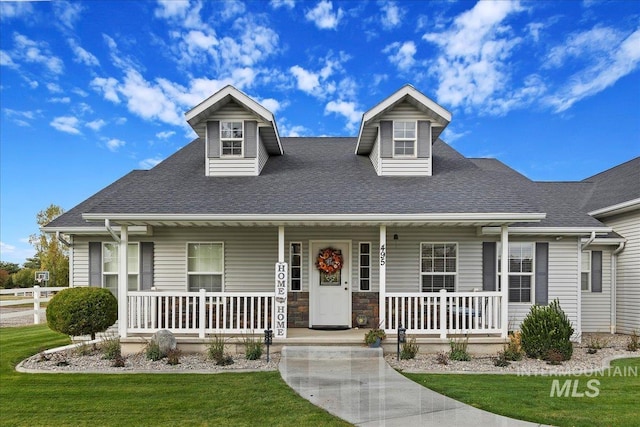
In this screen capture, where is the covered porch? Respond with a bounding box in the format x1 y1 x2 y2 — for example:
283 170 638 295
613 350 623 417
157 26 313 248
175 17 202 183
102 219 525 342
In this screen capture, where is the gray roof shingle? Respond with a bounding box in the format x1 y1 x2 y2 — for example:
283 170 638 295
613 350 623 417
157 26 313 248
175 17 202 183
46 138 623 230
581 156 640 212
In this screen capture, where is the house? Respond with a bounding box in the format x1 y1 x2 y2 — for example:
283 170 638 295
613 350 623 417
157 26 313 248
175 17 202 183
43 84 639 346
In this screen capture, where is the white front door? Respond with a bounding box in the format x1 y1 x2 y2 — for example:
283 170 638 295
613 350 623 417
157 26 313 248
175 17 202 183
310 241 351 328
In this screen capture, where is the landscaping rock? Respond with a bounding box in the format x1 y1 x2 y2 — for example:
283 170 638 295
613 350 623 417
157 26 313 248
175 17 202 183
152 330 176 355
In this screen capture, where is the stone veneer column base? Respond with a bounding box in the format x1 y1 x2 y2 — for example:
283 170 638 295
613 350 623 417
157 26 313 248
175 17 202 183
287 292 309 328
351 292 380 328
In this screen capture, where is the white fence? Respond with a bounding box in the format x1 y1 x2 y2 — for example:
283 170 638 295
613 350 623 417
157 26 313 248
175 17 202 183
384 290 503 338
128 290 275 337
0 286 67 324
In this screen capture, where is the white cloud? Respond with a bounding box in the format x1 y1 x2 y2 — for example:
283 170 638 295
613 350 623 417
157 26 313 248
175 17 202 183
120 70 183 126
47 83 62 93
270 0 295 9
422 0 524 111
68 38 100 67
0 1 33 19
0 241 16 253
325 100 362 131
86 119 106 131
50 116 81 134
156 130 176 139
91 76 121 103
73 88 89 97
306 0 343 30
380 1 404 30
49 97 71 104
259 98 282 115
383 41 416 71
545 28 640 112
139 157 163 169
290 65 321 93
441 127 469 144
279 122 308 137
0 50 17 68
155 0 204 29
53 1 83 29
105 138 126 151
184 30 218 50
220 0 246 20
13 33 64 74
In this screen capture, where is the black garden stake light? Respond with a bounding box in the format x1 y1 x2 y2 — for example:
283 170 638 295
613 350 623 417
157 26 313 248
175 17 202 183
397 323 406 361
264 329 273 362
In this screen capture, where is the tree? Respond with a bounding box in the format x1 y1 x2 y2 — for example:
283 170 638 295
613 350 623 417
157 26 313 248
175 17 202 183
29 204 69 287
46 287 117 340
23 255 41 270
0 270 10 288
0 261 20 275
12 268 36 288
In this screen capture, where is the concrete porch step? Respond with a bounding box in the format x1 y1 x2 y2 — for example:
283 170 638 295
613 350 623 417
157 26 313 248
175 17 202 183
281 345 382 360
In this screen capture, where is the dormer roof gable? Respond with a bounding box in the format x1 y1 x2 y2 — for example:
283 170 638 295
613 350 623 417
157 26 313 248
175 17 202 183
355 84 451 155
185 85 283 155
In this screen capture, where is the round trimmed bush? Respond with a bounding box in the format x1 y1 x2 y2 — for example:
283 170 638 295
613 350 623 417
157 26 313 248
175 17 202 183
520 299 574 361
47 287 117 340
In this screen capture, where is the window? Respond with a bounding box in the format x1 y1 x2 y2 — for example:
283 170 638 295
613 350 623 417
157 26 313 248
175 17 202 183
187 243 223 292
290 242 302 291
220 121 243 156
581 251 591 291
393 121 416 157
498 243 534 303
359 243 371 291
102 242 139 296
420 243 457 292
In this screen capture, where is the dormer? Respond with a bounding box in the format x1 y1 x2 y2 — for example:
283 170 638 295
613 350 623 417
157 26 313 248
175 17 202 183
185 86 283 177
355 85 451 176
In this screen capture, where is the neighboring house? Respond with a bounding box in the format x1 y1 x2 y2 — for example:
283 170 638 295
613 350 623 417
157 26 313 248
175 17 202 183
43 85 639 343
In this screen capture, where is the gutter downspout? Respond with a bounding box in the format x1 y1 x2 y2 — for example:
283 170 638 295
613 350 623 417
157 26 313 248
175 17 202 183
56 231 72 247
610 242 626 334
581 231 596 251
105 219 121 243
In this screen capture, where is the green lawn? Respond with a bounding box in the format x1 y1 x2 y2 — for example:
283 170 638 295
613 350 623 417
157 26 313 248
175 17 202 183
0 325 350 427
405 357 640 427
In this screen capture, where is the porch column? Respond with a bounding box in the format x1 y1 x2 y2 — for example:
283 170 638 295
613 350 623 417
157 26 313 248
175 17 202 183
118 225 128 338
278 226 285 263
500 224 509 338
274 225 287 338
379 225 386 329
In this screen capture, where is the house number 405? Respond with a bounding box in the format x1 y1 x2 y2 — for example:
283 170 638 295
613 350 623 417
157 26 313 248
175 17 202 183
380 244 386 266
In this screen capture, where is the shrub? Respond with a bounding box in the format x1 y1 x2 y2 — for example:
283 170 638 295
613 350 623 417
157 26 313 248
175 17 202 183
520 299 574 361
585 335 608 354
627 330 639 352
101 336 121 360
145 340 163 361
493 350 510 367
166 348 181 365
449 337 471 361
435 351 449 365
503 331 523 361
112 354 126 368
364 328 386 346
74 342 93 356
243 334 263 361
46 287 117 340
208 335 233 365
400 337 419 360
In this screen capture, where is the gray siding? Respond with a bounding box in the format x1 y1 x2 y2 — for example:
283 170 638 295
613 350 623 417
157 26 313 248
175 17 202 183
385 227 483 293
604 211 640 334
369 132 380 175
582 246 613 333
206 121 219 159
258 131 269 173
244 120 257 158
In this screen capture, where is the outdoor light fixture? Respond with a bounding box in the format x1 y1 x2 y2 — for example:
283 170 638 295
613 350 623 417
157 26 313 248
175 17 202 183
356 313 368 327
264 329 273 362
397 324 406 360
393 234 399 240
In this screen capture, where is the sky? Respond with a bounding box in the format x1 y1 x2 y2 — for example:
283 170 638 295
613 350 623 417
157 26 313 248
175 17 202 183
1 0 639 266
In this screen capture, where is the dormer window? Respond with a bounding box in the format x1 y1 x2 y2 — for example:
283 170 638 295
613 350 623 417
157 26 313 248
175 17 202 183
221 121 243 156
393 121 416 157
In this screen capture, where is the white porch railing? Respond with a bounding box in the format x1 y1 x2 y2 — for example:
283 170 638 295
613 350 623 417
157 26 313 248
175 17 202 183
384 290 503 338
127 290 274 337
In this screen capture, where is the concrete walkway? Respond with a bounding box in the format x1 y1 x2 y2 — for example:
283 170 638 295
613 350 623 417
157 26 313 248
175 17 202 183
279 346 543 427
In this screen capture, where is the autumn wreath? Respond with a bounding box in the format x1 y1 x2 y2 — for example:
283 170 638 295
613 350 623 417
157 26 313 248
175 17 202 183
316 247 343 274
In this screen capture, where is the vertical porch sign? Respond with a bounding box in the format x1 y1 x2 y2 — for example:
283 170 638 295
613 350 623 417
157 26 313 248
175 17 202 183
274 262 288 338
